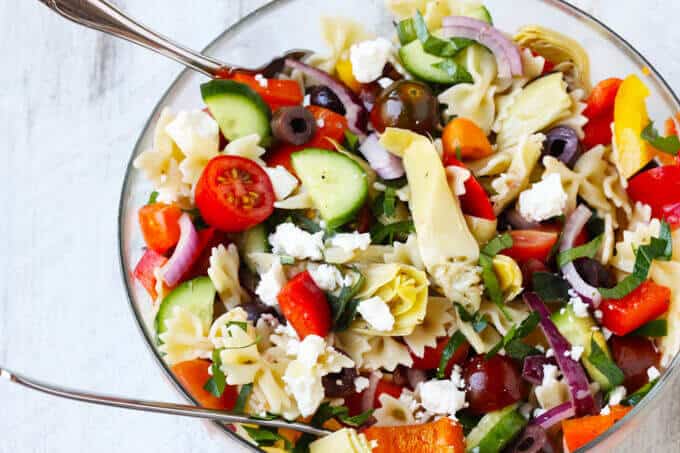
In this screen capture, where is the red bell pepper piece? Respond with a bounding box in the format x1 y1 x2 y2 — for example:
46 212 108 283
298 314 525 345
503 230 559 263
582 78 623 149
171 359 238 411
133 248 168 301
227 72 303 111
138 203 183 255
627 165 680 229
600 280 671 336
443 155 496 221
277 271 331 338
562 405 631 452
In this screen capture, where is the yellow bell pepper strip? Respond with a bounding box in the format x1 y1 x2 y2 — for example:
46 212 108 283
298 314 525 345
612 74 655 179
335 59 362 93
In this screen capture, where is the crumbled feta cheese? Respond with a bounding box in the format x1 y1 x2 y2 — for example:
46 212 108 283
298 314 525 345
535 364 570 409
377 77 393 88
255 260 287 306
445 166 471 196
349 38 393 83
533 408 547 418
519 403 534 420
600 405 611 415
354 376 370 393
265 165 299 200
269 223 325 260
164 109 219 156
296 335 326 368
284 364 323 417
647 366 661 381
560 308 567 315
275 321 299 340
419 378 467 415
546 348 555 358
369 440 379 450
303 94 311 106
254 73 268 88
357 297 395 332
594 310 603 321
308 264 348 292
327 232 371 254
602 327 613 340
570 295 590 318
535 345 545 353
608 386 627 406
373 181 410 202
316 118 325 128
565 345 584 361
518 173 568 222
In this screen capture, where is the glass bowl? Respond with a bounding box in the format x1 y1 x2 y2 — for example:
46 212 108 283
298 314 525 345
118 0 680 451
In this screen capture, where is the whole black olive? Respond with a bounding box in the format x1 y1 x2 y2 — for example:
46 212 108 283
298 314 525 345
308 85 346 115
322 367 359 398
510 425 552 453
271 106 316 145
574 257 616 289
543 126 581 167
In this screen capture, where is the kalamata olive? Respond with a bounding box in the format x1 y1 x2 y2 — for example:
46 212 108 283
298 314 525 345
382 63 404 82
322 367 359 398
271 106 316 145
610 335 660 392
504 208 541 230
543 126 581 167
370 80 439 135
308 85 345 115
510 425 552 453
463 354 529 415
574 258 616 289
239 301 279 323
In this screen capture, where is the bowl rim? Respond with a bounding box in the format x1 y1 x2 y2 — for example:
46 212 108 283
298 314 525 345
117 1 680 452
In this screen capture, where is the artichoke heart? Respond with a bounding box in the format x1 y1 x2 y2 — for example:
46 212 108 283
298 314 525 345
379 128 483 311
514 24 591 92
492 254 524 302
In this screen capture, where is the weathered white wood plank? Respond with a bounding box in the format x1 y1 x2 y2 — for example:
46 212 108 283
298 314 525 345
0 1 679 452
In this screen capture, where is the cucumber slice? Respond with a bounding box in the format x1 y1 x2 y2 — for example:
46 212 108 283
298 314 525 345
399 40 473 85
236 224 269 273
462 5 493 24
201 79 271 143
155 276 216 341
552 305 620 390
466 404 527 453
291 149 368 229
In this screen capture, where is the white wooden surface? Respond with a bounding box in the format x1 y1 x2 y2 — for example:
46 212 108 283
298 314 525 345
1 1 679 452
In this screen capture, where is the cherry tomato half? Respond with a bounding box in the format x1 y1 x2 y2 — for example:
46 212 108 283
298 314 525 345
138 203 183 255
627 165 680 228
503 230 559 263
411 336 470 377
195 156 275 232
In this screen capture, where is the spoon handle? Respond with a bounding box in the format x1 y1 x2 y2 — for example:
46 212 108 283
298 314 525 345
0 365 330 437
38 0 226 77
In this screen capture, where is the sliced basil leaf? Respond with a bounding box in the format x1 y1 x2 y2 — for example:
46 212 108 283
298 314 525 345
232 383 253 414
586 213 606 237
457 411 483 436
588 336 624 387
370 220 415 245
203 349 227 398
631 319 667 337
225 321 248 332
479 253 510 318
344 130 360 152
413 11 473 57
147 191 159 205
505 340 541 361
396 18 417 45
482 233 513 256
641 122 680 155
556 235 603 268
437 331 467 379
431 59 473 83
327 270 365 331
338 409 374 427
242 426 290 449
487 312 540 359
533 272 571 304
622 379 659 406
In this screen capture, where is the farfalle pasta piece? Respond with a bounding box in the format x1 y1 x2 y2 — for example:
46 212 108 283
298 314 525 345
217 324 262 386
165 110 220 187
556 88 589 140
438 45 498 133
404 297 455 358
491 133 544 214
158 306 213 365
384 234 425 270
385 0 484 30
450 302 502 354
362 335 414 371
479 300 529 336
611 217 662 274
247 365 299 421
495 73 572 150
352 263 429 336
334 331 371 369
373 393 417 427
650 261 680 367
305 17 373 74
222 133 267 166
207 244 249 309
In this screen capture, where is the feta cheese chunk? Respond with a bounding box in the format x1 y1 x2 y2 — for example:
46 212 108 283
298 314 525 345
535 364 570 409
269 223 325 260
255 260 287 306
357 297 395 332
296 335 326 368
647 366 661 381
419 367 467 416
308 264 348 292
608 386 627 406
164 109 219 157
445 166 471 196
349 38 393 83
354 376 370 393
265 165 299 200
518 173 568 222
327 232 371 254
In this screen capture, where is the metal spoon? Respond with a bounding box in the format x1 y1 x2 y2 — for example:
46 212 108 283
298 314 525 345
37 0 310 78
0 365 330 437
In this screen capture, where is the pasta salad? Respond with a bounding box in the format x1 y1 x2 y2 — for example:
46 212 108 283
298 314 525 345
131 1 680 452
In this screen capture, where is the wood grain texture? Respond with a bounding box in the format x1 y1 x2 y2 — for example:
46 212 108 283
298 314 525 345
1 1 679 452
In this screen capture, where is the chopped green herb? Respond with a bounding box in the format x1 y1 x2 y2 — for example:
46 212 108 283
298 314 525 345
370 220 415 245
482 233 514 256
532 272 570 303
599 221 672 299
372 187 397 219
147 191 159 205
457 411 483 436
455 304 488 333
504 340 541 361
396 17 418 45
203 349 226 398
338 409 374 427
413 11 474 57
431 59 473 83
622 379 659 406
631 319 667 337
379 176 408 189
182 207 209 230
242 426 291 449
641 122 680 155
344 130 360 152
437 331 467 379
556 234 603 268
479 253 510 319
487 312 540 359
586 213 606 238
280 255 296 265
225 321 248 332
587 336 624 386
327 271 365 331
232 383 253 415
455 145 463 162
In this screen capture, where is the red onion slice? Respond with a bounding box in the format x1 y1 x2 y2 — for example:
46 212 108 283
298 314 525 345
359 133 405 180
560 205 602 306
285 59 369 138
361 372 382 413
161 213 200 287
441 16 523 80
524 292 596 416
522 355 557 385
531 402 576 430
